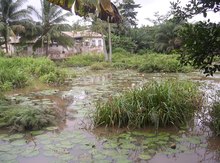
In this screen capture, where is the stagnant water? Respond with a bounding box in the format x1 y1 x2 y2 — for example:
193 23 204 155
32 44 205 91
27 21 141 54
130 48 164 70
1 68 220 163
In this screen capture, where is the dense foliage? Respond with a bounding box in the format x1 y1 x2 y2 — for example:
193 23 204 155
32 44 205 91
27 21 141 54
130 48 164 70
179 21 220 75
171 0 220 75
0 57 66 91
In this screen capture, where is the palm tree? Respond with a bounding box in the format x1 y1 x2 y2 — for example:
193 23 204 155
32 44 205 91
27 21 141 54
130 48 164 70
0 0 30 53
28 0 73 56
154 20 182 53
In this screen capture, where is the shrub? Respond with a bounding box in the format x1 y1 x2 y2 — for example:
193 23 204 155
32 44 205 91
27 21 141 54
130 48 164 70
93 80 202 129
40 70 66 84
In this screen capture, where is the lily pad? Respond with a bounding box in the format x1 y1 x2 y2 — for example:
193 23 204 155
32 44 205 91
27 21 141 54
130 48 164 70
200 144 208 148
139 153 152 160
9 134 24 140
58 154 75 161
46 126 58 131
21 148 39 157
120 143 136 150
30 130 44 136
0 134 8 139
0 144 12 152
0 153 17 161
187 137 201 145
103 142 118 149
43 150 59 157
11 139 27 146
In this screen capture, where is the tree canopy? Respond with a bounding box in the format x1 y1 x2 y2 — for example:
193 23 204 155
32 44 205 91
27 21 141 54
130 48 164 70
171 0 220 75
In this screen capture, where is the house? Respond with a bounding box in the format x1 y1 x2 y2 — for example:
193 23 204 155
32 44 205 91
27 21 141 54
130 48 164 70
61 30 105 54
1 30 105 59
1 36 20 55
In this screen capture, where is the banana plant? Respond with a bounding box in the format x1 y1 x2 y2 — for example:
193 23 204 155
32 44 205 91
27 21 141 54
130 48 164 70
47 0 121 23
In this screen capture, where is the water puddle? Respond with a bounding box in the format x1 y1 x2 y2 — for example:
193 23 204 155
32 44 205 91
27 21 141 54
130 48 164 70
1 69 220 163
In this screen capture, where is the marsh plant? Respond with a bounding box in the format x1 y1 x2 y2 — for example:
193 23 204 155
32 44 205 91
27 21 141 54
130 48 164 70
93 80 203 129
0 57 67 91
0 106 56 131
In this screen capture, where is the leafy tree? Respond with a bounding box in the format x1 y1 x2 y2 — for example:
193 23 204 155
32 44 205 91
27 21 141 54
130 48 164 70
111 34 136 53
171 0 220 75
179 21 220 75
154 19 182 53
28 0 73 56
0 0 30 53
118 0 141 28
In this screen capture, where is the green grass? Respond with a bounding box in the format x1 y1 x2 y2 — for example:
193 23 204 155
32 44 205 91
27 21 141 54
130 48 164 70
90 62 111 70
64 52 193 73
65 54 104 67
93 80 202 129
112 53 193 73
0 57 67 91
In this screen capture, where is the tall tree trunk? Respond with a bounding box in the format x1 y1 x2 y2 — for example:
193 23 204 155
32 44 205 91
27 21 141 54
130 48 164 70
108 22 112 63
46 35 49 56
4 24 9 54
102 34 108 61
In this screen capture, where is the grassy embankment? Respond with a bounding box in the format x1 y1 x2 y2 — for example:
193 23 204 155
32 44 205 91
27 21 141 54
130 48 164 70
65 52 193 73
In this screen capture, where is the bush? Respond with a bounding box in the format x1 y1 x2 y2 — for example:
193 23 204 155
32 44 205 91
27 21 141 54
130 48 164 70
40 70 66 84
93 80 202 129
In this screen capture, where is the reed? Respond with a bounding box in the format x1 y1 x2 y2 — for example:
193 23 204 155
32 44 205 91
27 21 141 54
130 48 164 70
93 80 202 129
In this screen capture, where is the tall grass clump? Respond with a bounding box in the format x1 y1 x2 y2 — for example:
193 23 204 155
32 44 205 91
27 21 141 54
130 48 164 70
93 80 202 128
65 54 104 67
90 62 111 70
210 102 220 136
0 57 67 91
0 106 56 131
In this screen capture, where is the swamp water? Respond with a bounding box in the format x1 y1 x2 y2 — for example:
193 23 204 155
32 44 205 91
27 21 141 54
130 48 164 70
1 68 220 163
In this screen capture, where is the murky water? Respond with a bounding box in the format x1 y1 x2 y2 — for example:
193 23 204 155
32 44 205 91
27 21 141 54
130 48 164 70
1 68 220 163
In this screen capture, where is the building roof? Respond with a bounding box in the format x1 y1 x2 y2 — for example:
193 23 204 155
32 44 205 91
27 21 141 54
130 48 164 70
62 30 104 39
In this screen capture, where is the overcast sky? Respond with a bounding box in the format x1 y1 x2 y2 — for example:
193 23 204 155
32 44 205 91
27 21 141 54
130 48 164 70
25 0 220 26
